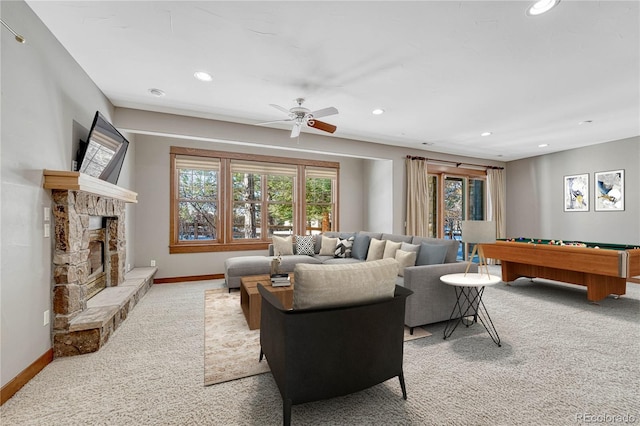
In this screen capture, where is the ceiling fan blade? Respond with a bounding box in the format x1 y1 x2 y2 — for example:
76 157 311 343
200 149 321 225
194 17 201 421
310 106 338 119
290 123 302 138
308 119 337 134
256 118 294 126
270 104 291 115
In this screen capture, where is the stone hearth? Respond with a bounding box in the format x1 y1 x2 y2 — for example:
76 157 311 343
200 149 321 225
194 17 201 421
47 179 155 357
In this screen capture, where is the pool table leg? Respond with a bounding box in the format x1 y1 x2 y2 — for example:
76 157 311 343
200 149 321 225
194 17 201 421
585 275 626 302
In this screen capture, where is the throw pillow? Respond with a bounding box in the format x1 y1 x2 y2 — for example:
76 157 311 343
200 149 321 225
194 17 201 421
400 242 420 253
382 240 402 259
293 259 399 310
334 236 355 258
319 236 339 256
272 235 293 256
366 238 386 261
351 234 371 260
296 235 315 256
395 249 417 277
415 243 448 266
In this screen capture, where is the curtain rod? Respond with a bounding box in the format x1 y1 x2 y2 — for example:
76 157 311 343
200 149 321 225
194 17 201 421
405 155 504 170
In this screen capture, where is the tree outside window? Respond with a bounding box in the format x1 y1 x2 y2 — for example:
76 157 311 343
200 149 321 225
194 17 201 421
177 158 219 242
306 168 335 235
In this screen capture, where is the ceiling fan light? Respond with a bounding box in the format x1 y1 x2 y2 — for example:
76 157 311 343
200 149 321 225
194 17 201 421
527 0 561 16
194 71 213 82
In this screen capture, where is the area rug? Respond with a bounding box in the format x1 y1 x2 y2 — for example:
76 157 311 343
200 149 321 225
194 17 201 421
204 289 431 386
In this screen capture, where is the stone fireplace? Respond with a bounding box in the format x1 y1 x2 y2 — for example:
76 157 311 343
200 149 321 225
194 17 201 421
51 190 127 355
44 169 156 358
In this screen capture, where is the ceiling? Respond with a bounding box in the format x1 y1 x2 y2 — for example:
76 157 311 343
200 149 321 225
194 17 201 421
25 1 640 161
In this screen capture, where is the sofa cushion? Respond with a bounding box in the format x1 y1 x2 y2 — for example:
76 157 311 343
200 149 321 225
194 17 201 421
395 249 417 277
411 236 460 263
358 231 383 240
381 233 413 243
322 257 363 265
334 236 355 258
319 236 339 256
293 258 399 310
383 240 402 259
296 235 315 256
351 234 371 260
366 238 386 261
273 235 294 256
416 243 448 265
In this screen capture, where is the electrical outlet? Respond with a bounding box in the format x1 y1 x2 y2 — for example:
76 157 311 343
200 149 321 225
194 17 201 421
150 260 156 267
44 207 51 221
127 263 131 272
43 310 50 326
44 223 50 238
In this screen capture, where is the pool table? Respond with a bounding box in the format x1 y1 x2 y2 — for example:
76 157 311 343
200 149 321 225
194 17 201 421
480 238 640 302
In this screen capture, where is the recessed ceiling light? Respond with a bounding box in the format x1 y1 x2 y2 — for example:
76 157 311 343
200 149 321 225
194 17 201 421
481 132 492 137
194 71 213 82
148 88 165 97
372 108 385 115
538 143 549 148
578 120 593 125
526 0 561 16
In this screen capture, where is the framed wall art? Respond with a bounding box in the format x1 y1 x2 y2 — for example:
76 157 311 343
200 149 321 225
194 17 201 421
564 173 589 212
595 169 624 211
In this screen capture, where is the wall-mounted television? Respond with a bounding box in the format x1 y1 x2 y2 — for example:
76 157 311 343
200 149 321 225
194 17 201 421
76 111 129 185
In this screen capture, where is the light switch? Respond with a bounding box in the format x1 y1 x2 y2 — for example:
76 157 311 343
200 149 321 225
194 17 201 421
44 223 50 238
44 207 51 222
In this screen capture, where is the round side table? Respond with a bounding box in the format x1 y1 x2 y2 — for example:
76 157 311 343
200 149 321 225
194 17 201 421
440 273 502 346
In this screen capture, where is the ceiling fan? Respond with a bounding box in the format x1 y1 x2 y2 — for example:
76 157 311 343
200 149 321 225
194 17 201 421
257 98 338 138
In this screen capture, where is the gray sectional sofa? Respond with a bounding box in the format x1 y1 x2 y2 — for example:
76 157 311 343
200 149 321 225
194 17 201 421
224 231 477 329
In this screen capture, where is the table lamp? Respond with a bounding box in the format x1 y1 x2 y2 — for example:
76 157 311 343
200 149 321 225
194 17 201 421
461 220 496 278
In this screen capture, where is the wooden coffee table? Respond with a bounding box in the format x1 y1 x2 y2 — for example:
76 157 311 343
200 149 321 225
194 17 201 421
240 274 294 330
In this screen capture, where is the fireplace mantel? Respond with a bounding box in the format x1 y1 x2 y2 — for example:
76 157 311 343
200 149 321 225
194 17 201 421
43 170 137 203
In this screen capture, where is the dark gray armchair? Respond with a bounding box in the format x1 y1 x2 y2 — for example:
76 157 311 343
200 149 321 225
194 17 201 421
258 283 413 426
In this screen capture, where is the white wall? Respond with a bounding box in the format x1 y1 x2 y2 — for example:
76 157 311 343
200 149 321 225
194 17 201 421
505 136 639 244
0 1 135 388
363 159 394 233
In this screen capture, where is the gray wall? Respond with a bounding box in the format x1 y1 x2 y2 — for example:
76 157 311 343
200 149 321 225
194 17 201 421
0 1 136 388
505 137 639 244
133 134 364 279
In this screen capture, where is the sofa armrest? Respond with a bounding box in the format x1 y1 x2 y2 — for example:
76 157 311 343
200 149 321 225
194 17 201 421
403 261 477 288
258 283 287 311
401 261 479 327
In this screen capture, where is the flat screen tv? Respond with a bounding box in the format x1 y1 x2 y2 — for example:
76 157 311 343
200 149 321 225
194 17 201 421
77 111 129 184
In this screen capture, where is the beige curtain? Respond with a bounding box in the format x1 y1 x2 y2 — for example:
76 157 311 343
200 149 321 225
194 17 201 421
405 157 429 236
487 168 506 264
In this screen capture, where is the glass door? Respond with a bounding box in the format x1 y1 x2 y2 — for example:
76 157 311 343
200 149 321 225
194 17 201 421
443 176 486 260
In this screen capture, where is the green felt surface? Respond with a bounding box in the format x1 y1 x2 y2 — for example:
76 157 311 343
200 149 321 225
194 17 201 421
498 238 639 250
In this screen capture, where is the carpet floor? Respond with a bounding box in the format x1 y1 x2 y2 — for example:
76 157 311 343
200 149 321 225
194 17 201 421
2 269 639 425
204 288 431 385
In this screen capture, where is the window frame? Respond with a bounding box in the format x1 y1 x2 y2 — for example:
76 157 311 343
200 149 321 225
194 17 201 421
169 146 339 253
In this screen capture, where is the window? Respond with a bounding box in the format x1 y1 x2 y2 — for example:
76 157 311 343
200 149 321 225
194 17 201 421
169 147 339 253
230 161 297 240
305 168 336 235
175 156 220 242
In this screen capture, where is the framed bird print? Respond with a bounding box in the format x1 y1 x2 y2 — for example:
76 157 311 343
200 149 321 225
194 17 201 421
595 169 624 211
564 173 589 211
